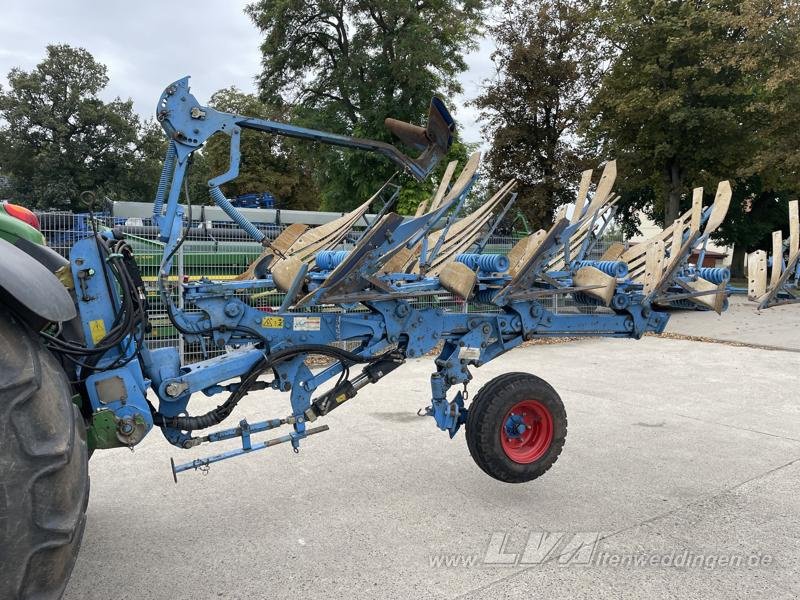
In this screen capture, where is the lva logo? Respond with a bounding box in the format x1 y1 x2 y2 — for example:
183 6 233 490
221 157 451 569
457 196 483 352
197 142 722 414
483 531 602 565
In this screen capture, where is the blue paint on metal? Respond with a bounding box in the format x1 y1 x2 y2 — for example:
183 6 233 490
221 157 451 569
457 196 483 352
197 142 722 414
209 185 266 243
158 159 188 242
575 260 629 278
697 267 730 285
421 175 477 269
504 413 526 439
152 140 176 225
316 250 350 270
171 422 330 476
69 236 153 443
456 253 510 274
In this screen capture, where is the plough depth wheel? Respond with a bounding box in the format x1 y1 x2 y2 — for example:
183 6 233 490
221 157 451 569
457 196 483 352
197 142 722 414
466 373 567 483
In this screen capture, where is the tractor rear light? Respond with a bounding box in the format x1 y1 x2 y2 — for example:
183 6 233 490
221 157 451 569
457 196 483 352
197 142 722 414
3 202 40 231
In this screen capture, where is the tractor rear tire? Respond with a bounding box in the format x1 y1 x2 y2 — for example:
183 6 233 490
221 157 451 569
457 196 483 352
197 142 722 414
0 309 89 599
466 372 566 483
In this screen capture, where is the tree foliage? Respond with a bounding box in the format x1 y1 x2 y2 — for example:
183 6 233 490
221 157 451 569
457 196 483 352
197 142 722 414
584 1 754 230
583 0 800 274
730 1 800 191
587 0 799 239
714 1 800 272
246 0 485 212
0 44 154 210
473 0 609 228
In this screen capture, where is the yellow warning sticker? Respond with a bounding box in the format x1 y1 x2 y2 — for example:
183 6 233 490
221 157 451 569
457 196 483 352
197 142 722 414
89 319 107 344
261 316 285 329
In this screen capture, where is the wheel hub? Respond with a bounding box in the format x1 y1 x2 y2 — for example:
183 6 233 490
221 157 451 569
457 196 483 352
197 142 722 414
500 399 554 464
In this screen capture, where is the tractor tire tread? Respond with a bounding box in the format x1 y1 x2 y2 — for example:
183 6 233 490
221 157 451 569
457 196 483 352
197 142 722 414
0 310 89 600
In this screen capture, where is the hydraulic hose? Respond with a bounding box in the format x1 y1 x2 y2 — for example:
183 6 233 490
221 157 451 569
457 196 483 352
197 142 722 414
153 345 383 432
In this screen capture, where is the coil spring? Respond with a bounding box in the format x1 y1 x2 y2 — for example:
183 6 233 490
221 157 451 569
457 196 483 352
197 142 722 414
573 291 603 306
456 253 510 273
152 140 176 219
697 267 730 284
668 296 729 312
474 289 498 304
669 298 698 310
316 250 350 270
575 260 629 279
209 186 265 242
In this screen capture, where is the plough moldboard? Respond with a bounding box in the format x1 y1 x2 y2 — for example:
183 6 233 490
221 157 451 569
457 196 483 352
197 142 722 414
747 200 800 309
618 189 800 312
56 77 743 485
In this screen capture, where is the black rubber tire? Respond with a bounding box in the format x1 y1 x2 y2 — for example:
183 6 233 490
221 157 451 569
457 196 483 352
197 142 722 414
466 372 567 483
0 309 89 599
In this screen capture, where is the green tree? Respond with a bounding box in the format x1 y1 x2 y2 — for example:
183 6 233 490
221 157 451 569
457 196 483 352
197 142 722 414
585 0 800 275
246 0 485 213
584 0 756 230
715 177 791 276
714 1 800 273
0 44 152 210
472 0 609 228
203 87 321 210
731 1 800 188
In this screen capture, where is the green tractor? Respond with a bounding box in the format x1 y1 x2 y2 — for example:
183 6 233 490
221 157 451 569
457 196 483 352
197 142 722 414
0 201 46 244
0 201 90 599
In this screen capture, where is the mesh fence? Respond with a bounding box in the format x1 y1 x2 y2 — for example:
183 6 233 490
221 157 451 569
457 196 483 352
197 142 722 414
38 209 624 363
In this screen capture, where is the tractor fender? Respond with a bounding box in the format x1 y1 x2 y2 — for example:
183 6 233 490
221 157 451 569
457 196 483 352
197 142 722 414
0 237 76 324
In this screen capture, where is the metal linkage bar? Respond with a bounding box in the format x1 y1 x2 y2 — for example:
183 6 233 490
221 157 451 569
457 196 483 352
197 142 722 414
171 422 329 481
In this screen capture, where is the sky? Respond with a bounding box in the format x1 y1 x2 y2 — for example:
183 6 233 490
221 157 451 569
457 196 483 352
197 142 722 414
0 0 494 146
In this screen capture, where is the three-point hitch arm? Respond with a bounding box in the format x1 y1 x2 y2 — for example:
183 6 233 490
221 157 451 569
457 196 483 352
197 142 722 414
151 77 455 245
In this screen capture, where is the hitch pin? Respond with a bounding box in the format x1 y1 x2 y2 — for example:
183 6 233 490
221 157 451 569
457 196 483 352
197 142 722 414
170 424 329 482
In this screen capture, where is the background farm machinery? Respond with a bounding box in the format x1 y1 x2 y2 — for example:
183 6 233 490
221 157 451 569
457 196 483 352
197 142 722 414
747 200 800 308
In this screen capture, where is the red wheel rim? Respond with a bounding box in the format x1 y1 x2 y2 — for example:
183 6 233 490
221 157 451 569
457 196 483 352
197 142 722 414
500 400 554 464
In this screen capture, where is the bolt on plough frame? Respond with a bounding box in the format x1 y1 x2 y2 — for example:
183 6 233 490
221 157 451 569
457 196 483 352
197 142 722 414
58 77 736 485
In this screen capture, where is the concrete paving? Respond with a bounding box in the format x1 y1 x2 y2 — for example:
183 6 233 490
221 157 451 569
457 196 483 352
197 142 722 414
665 295 800 351
64 322 800 600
